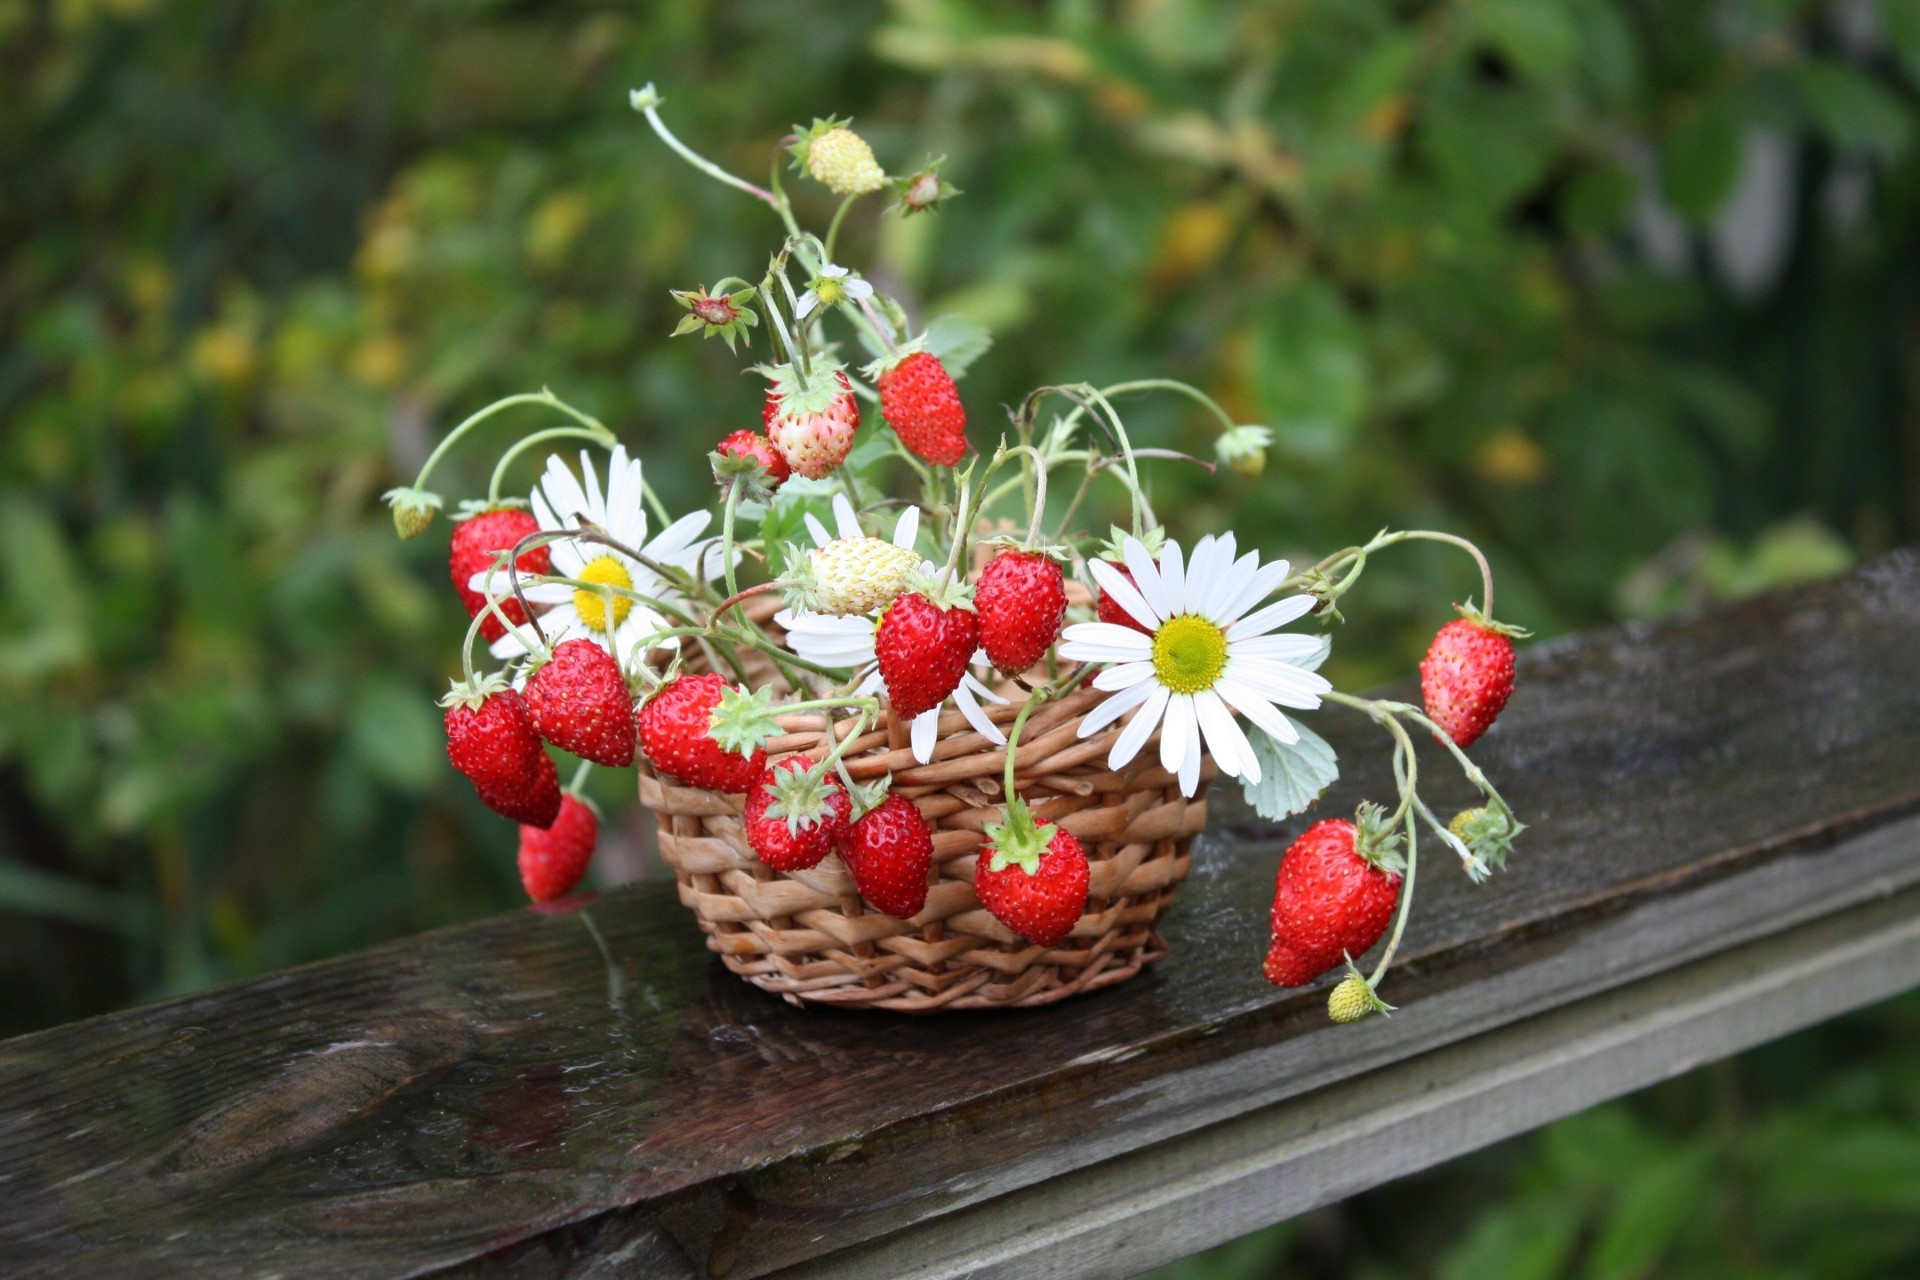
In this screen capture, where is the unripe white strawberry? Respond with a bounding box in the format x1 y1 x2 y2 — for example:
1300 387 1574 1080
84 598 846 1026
783 537 921 616
769 411 856 480
763 362 860 480
794 119 887 196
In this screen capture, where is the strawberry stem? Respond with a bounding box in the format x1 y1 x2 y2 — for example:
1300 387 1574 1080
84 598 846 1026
630 85 779 208
709 581 777 626
486 425 612 507
411 389 612 494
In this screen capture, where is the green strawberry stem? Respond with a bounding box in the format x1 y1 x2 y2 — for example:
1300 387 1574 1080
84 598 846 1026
850 296 898 358
1289 528 1497 619
486 425 615 507
567 759 594 794
1366 794 1418 989
1325 691 1424 830
998 443 1051 547
817 704 875 774
630 85 779 209
719 484 742 604
409 389 613 495
822 193 858 263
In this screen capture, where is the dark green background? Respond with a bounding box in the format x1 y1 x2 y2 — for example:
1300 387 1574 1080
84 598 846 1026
4 2 1918 1275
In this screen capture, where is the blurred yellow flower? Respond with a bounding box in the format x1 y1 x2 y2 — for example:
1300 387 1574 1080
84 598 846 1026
1475 430 1549 488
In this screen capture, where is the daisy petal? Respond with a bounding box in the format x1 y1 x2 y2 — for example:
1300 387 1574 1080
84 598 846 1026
804 513 833 547
954 680 1008 745
1058 622 1155 663
1227 633 1325 661
1109 684 1170 770
892 505 920 550
795 292 819 319
541 455 590 529
647 510 713 559
1230 658 1332 709
1088 558 1161 629
1227 594 1315 641
1217 558 1294 625
1215 676 1299 744
1123 538 1174 620
832 494 861 540
1179 732 1202 797
1077 676 1157 738
1195 690 1257 785
1160 692 1196 776
1092 661 1156 692
845 278 874 299
1199 534 1239 616
911 708 939 764
578 450 605 524
1158 539 1188 615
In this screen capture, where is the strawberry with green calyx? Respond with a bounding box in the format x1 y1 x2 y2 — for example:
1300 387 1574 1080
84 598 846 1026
1213 424 1273 478
976 544 1068 675
874 574 979 719
975 796 1089 949
839 780 936 919
524 638 635 768
442 672 562 828
385 486 443 540
780 534 922 617
1326 959 1395 1024
744 754 852 871
789 117 888 196
669 284 758 351
891 156 960 216
1419 600 1529 749
450 505 551 643
637 674 767 794
1264 803 1405 988
518 792 599 902
864 344 968 467
711 429 789 501
762 362 859 479
1446 802 1524 883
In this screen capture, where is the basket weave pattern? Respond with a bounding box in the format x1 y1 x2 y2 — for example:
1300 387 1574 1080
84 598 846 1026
642 683 1212 1012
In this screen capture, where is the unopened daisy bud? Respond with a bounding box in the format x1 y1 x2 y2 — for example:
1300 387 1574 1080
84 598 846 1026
1215 425 1273 478
791 117 887 196
383 486 443 540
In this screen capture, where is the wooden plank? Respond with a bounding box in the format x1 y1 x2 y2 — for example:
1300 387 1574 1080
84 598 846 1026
2 552 1919 1280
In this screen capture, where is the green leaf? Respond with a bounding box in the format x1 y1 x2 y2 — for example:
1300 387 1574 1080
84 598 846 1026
1795 59 1913 159
1241 719 1338 822
1663 91 1744 224
1440 1197 1582 1280
1472 0 1579 83
1248 282 1368 457
923 313 993 379
349 674 444 793
1585 1146 1714 1280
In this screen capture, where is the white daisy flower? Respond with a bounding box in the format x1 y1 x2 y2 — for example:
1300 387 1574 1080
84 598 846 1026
470 446 722 669
776 495 1007 763
793 262 874 319
1058 534 1331 798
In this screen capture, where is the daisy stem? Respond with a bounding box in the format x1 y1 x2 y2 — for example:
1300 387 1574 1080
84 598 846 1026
823 193 858 263
487 426 615 507
631 85 779 208
411 390 610 492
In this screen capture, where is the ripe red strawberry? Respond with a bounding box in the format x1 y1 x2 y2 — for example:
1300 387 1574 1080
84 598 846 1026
1264 807 1403 987
839 793 935 918
444 680 562 828
765 369 859 480
743 755 851 871
518 794 598 902
1419 609 1521 748
450 508 551 643
714 428 790 490
1094 560 1152 634
975 548 1067 674
875 351 967 466
875 589 978 719
975 821 1089 949
524 639 635 767
636 673 766 793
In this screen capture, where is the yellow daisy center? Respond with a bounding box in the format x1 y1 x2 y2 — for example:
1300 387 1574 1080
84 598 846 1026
813 277 846 307
573 555 635 633
1151 614 1228 694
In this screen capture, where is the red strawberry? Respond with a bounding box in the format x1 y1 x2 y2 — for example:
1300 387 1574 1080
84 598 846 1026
743 755 851 871
444 681 562 828
874 590 978 719
451 508 551 644
839 793 935 918
1094 560 1152 633
714 428 790 490
1263 808 1403 987
876 351 967 466
975 822 1089 949
524 639 635 767
765 369 859 480
975 548 1067 674
518 794 598 901
1419 610 1520 748
636 673 766 793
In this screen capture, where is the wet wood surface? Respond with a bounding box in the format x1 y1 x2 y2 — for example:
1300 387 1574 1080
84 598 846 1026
5 553 1920 1280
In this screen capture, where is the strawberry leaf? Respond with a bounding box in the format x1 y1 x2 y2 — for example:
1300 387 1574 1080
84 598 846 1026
923 314 992 379
1241 719 1339 822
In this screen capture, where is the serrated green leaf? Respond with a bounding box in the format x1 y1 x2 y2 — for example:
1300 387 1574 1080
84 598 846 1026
1241 720 1338 821
1795 59 1914 160
923 313 993 378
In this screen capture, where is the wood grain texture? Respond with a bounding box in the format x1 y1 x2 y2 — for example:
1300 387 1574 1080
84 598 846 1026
4 552 1919 1280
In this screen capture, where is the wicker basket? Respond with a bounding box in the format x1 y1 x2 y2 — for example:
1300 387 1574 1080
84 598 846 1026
641 677 1213 1012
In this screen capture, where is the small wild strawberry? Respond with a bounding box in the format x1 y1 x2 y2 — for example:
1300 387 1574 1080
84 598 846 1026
637 673 767 794
839 792 935 919
524 639 636 767
712 429 790 496
1420 606 1524 748
443 675 562 828
875 584 978 719
1264 805 1404 988
518 794 599 902
782 535 922 617
791 117 888 196
975 798 1089 948
975 548 1066 674
450 507 551 644
743 755 852 871
763 364 859 480
870 350 967 466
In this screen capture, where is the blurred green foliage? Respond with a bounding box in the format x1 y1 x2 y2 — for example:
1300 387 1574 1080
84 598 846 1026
2 0 1917 1272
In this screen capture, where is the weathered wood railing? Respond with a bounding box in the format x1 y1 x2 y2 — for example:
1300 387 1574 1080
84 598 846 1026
6 553 1920 1280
